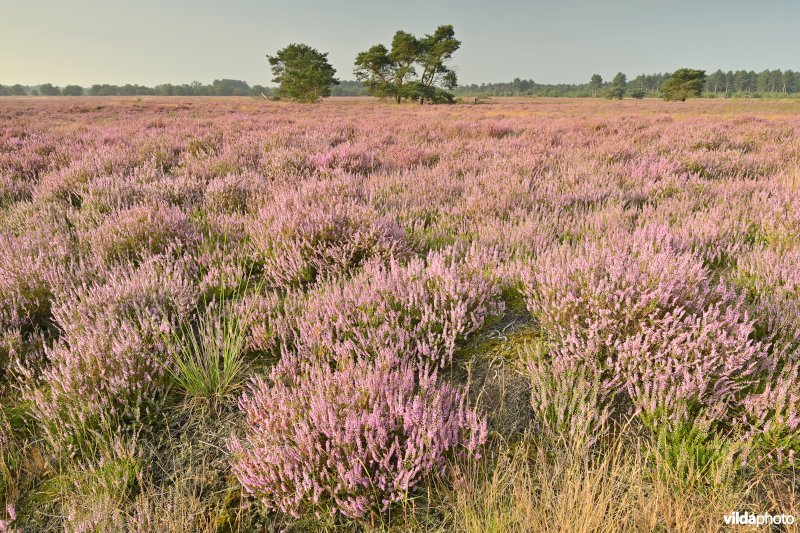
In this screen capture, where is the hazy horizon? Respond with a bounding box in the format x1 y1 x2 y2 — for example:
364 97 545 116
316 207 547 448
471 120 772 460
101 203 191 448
2 0 799 87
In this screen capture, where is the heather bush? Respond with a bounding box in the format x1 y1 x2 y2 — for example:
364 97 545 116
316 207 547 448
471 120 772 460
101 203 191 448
743 360 800 467
521 236 770 424
285 246 504 367
29 254 197 453
0 218 75 379
83 203 197 265
229 346 487 521
248 180 410 289
648 418 745 495
190 237 253 299
733 245 800 342
523 341 611 450
234 291 285 355
204 173 259 214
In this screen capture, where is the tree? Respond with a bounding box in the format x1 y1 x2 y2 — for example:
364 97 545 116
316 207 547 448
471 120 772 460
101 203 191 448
606 72 626 99
10 84 26 96
267 44 338 103
38 83 60 96
354 25 460 104
661 68 706 101
413 25 460 104
62 85 84 96
588 74 603 97
212 79 251 96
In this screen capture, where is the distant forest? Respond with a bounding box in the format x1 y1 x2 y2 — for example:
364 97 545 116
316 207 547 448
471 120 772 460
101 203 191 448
455 69 800 97
2 69 800 98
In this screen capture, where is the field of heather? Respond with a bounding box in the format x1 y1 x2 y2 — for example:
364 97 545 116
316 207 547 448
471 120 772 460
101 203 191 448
1 97 800 531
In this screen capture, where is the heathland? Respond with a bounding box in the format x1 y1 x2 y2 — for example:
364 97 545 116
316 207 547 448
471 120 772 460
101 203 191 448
1 97 799 531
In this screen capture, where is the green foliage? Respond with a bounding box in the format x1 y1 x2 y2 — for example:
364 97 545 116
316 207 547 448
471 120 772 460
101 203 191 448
168 299 247 412
630 89 646 99
588 74 603 97
38 83 60 96
606 72 627 100
210 79 251 96
61 85 84 96
267 43 339 103
648 419 743 494
354 25 460 104
662 68 707 101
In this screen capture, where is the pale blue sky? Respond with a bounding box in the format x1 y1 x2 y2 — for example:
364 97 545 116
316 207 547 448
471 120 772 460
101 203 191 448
1 0 798 86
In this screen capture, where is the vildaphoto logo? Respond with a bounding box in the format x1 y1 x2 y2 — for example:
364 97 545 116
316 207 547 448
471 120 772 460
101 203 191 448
723 511 795 526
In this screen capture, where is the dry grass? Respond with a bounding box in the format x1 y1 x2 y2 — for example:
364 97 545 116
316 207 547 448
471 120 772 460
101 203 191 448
435 431 798 533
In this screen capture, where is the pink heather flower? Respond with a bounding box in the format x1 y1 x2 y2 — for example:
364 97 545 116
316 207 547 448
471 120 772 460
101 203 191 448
247 178 411 289
281 245 503 368
229 345 486 520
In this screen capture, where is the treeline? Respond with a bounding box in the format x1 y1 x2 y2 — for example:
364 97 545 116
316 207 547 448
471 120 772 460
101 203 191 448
0 79 273 97
0 79 369 97
4 69 800 99
455 69 800 98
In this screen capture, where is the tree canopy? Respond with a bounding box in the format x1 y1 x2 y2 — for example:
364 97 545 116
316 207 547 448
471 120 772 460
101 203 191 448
38 83 60 96
588 74 603 97
606 72 627 99
661 68 707 101
354 25 461 104
267 44 339 103
61 85 84 96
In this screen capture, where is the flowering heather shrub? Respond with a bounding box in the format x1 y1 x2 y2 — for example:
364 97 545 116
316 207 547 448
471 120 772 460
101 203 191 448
522 236 770 423
189 237 253 298
248 180 410 289
30 255 196 450
83 203 197 265
734 246 800 341
525 343 611 449
229 347 486 520
522 237 714 344
284 246 504 367
614 303 765 423
0 211 76 376
204 173 259 213
0 232 70 335
234 291 286 355
308 142 380 174
742 347 800 467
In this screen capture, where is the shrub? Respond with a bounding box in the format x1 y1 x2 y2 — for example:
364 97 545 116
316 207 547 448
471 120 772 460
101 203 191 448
521 236 769 424
29 255 196 453
524 342 611 449
744 360 800 467
205 173 258 213
229 347 486 521
84 204 197 265
648 418 744 495
285 246 504 367
247 180 409 289
733 246 800 342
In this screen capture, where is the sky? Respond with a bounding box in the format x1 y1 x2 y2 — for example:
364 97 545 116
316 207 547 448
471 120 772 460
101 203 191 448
1 0 799 87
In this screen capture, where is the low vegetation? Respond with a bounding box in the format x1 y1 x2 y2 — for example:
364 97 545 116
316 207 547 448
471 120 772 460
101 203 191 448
0 97 798 531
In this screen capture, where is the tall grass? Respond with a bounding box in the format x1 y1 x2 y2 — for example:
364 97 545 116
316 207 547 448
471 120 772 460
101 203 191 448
168 299 247 412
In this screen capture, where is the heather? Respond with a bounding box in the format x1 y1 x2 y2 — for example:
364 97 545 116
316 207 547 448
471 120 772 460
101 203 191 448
0 97 799 530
